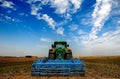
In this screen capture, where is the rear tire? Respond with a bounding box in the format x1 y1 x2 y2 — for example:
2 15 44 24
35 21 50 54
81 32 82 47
65 50 72 59
48 49 55 60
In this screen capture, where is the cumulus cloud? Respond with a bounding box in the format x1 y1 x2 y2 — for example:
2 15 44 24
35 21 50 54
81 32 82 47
40 37 52 42
89 0 113 40
50 0 82 19
56 27 64 35
0 0 15 10
50 0 69 14
70 0 82 13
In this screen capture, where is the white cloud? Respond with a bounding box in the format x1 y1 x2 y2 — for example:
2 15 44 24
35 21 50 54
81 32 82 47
27 0 42 17
50 0 82 19
83 27 120 46
31 4 42 16
50 0 69 14
26 0 82 30
70 0 82 13
0 1 15 10
42 14 56 30
65 13 71 19
26 0 56 30
89 0 112 40
40 0 50 5
27 0 82 19
80 27 120 55
69 24 78 31
71 27 120 56
56 27 64 35
40 37 52 42
71 0 120 55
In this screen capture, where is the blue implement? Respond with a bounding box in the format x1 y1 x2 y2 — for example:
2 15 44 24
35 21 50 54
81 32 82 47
31 57 85 76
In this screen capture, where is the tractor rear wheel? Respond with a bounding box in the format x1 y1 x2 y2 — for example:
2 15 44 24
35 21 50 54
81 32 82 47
48 49 55 60
65 50 72 59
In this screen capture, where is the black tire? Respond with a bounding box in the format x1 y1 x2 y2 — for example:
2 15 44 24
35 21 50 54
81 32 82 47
48 49 55 60
65 50 72 59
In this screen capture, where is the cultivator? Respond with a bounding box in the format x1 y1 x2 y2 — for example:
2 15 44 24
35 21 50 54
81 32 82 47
31 41 85 76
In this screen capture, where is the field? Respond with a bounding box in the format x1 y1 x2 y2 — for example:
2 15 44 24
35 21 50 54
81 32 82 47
0 56 120 79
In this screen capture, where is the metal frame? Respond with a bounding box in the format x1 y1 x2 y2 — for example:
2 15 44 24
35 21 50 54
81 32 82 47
31 58 85 76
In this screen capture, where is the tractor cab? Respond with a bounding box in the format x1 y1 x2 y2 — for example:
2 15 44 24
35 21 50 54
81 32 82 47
52 41 69 48
48 41 72 60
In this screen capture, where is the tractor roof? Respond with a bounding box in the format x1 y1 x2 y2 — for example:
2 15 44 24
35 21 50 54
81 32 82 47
54 41 66 43
54 41 67 43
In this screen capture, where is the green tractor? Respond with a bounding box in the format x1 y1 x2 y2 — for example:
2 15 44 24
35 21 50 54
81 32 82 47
48 41 72 60
31 41 86 76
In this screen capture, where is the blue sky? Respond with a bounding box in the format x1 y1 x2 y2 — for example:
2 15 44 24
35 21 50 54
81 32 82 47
0 0 120 56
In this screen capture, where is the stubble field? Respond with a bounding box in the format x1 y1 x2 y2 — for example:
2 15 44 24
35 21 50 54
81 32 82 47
0 56 120 79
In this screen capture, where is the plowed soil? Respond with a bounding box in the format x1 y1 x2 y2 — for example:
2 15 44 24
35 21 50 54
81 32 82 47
0 56 120 79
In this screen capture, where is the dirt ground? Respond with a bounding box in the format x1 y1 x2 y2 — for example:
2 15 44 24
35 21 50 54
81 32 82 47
0 56 120 79
0 70 100 79
1 68 119 79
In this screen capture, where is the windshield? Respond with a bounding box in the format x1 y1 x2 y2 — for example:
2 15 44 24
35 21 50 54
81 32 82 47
56 44 65 49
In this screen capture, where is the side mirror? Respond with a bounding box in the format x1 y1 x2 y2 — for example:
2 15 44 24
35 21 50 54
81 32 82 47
52 44 54 48
67 44 69 47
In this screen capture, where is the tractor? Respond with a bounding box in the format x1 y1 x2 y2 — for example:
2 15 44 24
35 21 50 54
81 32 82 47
48 41 72 60
31 41 85 76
